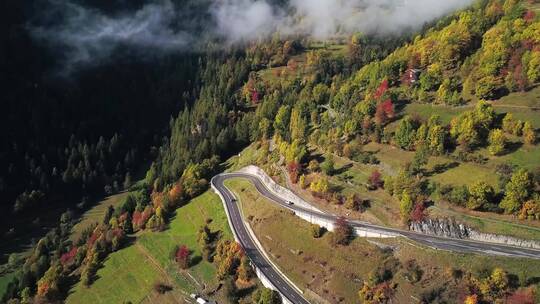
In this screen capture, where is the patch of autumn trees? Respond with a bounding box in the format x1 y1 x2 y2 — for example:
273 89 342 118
213 240 255 301
460 267 537 304
2 201 132 303
358 257 537 304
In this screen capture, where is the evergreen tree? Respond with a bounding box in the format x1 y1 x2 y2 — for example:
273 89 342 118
395 116 417 150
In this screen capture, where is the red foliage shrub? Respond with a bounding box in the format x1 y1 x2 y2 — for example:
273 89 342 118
37 282 50 297
524 10 536 22
176 245 190 269
118 212 128 223
112 228 124 238
333 216 353 245
381 99 394 118
374 99 395 125
506 288 535 304
132 210 142 228
169 182 184 206
374 79 389 99
133 206 154 230
287 161 302 183
251 90 259 104
410 202 426 222
60 247 78 265
522 39 535 51
513 64 528 92
368 170 383 189
87 231 100 247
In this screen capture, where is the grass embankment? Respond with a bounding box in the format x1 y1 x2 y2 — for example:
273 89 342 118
66 191 234 304
225 178 386 303
225 178 540 303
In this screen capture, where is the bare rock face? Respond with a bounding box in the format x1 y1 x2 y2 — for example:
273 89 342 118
409 218 540 249
409 218 470 239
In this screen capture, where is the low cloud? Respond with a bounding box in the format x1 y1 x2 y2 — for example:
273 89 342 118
30 0 474 72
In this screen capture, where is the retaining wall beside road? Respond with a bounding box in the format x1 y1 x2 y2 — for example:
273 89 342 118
239 166 397 238
239 165 322 212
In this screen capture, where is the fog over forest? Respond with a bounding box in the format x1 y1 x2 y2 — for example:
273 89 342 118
31 0 473 71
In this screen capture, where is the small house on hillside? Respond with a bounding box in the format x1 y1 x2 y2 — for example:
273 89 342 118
405 68 421 84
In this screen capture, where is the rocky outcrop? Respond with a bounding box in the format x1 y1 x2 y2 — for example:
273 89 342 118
409 218 540 249
409 218 471 239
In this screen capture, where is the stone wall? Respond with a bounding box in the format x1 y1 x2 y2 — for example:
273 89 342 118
409 218 540 249
239 165 397 238
239 165 322 212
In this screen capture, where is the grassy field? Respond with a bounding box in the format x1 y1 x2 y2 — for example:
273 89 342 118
0 271 16 299
225 142 264 171
66 244 166 304
226 178 540 303
404 85 540 126
66 190 234 304
494 144 540 170
225 178 387 303
428 161 499 188
257 41 347 86
403 103 466 124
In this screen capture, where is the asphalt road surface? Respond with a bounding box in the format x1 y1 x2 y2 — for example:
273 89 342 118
214 173 540 260
211 174 311 304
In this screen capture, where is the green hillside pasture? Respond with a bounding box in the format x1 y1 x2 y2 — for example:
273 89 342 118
66 190 232 304
403 103 466 124
0 271 16 299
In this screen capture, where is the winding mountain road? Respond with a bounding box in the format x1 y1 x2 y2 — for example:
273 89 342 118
212 171 540 303
212 174 310 304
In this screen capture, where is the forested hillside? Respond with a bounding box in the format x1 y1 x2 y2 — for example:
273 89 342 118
0 0 203 247
2 0 540 303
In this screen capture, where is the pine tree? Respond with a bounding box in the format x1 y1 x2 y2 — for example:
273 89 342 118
394 116 417 150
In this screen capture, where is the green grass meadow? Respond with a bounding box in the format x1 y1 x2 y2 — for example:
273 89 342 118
66 190 232 304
